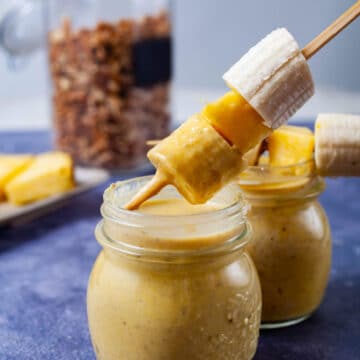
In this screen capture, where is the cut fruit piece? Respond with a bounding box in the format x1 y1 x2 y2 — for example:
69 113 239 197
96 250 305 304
5 152 75 205
202 91 271 154
268 125 314 167
223 28 314 129
315 113 360 176
148 114 247 204
0 155 33 200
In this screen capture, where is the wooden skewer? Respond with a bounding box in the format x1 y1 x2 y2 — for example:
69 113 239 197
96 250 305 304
146 140 160 146
124 171 168 210
302 0 360 59
127 2 360 211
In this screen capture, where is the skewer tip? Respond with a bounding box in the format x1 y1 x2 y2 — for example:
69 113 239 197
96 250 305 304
124 171 168 210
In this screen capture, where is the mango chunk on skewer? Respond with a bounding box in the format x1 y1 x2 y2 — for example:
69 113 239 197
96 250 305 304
202 91 271 154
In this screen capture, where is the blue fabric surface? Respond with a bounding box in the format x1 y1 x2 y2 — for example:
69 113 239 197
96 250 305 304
0 130 359 360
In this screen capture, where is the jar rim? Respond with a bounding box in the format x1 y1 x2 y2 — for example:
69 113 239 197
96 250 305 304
247 158 314 172
239 159 315 182
98 176 250 259
238 159 325 199
96 221 250 263
102 176 248 225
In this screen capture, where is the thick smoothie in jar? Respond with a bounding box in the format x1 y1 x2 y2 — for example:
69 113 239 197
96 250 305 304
239 165 331 326
87 178 261 360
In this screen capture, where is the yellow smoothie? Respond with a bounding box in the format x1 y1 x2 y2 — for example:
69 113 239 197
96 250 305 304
87 178 261 359
138 197 221 215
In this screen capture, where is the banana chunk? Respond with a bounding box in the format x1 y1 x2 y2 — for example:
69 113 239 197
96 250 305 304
223 28 314 129
315 113 360 176
148 114 247 204
5 152 74 205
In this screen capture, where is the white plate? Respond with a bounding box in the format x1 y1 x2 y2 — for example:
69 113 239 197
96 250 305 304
0 167 110 226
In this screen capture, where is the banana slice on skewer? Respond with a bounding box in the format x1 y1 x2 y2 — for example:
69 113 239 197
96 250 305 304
147 114 247 204
315 113 360 177
223 28 314 130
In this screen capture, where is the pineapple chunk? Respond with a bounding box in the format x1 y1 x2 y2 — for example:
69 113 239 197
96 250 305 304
202 90 271 154
268 125 314 167
0 155 33 200
5 152 74 205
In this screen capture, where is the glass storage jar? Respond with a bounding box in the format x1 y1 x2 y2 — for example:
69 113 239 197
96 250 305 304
0 0 172 170
238 161 332 328
87 176 262 360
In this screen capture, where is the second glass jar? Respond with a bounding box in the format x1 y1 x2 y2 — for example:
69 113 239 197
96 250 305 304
239 162 332 328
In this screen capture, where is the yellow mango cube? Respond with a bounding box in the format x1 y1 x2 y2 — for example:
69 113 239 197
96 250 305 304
0 155 33 200
268 125 314 167
202 90 271 154
5 152 74 205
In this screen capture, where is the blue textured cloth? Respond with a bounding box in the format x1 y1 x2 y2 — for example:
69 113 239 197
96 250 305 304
0 130 359 360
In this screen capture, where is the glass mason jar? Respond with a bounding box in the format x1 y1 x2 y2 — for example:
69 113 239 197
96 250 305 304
0 0 172 170
87 176 262 360
238 161 332 328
